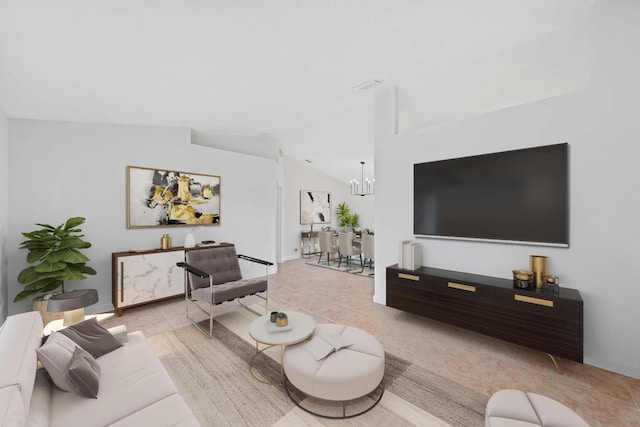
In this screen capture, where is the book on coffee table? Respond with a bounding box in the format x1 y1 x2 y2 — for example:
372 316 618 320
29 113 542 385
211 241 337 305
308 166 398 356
303 334 353 361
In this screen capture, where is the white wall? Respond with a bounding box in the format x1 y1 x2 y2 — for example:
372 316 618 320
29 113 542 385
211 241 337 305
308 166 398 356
374 2 640 378
281 155 374 261
0 107 8 325
397 20 591 132
346 193 375 233
8 119 277 315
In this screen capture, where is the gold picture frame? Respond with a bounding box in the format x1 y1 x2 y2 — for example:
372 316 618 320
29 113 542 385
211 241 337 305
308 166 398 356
127 165 221 228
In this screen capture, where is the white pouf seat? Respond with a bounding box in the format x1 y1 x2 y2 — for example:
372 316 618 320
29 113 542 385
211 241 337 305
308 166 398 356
486 389 590 427
283 324 385 402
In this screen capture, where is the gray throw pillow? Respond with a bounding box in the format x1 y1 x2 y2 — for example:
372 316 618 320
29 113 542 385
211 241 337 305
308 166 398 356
67 346 101 398
59 317 123 358
36 331 79 393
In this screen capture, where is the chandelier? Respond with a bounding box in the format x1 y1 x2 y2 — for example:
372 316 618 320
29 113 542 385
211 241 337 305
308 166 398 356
350 161 375 196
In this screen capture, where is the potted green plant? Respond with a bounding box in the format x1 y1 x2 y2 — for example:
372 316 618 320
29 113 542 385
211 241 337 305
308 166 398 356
350 214 361 235
335 202 360 232
14 217 97 304
335 201 351 231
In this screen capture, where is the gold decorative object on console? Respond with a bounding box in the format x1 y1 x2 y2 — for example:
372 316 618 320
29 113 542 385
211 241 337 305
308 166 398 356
512 270 534 281
530 255 548 289
512 270 534 290
544 275 559 284
275 312 288 327
160 234 172 250
543 274 560 294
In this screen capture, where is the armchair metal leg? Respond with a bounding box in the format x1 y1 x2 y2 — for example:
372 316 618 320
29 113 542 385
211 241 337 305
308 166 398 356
238 290 268 316
187 291 268 338
186 296 215 337
209 302 214 336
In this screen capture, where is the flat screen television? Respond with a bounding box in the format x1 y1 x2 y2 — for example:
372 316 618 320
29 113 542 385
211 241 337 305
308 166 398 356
414 143 568 246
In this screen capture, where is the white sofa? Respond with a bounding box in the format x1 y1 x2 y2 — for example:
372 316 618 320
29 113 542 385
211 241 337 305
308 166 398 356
0 311 200 427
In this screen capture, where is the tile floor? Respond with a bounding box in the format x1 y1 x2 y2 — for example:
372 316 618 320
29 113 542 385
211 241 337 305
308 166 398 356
102 258 640 426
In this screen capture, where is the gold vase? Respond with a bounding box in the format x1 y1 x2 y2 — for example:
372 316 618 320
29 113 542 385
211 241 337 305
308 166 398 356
161 234 172 250
530 255 548 289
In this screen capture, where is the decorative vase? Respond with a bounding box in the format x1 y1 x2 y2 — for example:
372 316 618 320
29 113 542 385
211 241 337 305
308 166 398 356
184 233 196 248
160 234 172 250
530 255 548 289
275 313 288 327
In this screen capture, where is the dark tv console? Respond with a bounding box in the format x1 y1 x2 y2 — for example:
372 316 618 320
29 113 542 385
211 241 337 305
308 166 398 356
386 264 583 363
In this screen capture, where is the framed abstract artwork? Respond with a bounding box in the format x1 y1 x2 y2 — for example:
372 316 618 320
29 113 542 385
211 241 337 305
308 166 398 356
300 190 331 225
127 165 221 228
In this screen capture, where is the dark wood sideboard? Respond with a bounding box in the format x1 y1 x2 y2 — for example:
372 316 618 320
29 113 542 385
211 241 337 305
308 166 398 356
386 264 583 363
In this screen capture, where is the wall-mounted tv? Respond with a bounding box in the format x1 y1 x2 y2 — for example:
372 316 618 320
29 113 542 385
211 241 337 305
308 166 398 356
414 143 568 246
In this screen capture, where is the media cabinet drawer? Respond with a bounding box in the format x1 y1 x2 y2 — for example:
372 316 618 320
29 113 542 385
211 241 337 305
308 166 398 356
388 269 494 303
493 289 582 318
428 276 494 304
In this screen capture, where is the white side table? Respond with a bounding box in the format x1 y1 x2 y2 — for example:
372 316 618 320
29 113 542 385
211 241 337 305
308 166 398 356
248 311 315 386
43 313 115 336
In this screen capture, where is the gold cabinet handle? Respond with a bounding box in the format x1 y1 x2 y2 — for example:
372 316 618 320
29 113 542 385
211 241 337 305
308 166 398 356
398 273 420 281
514 294 554 307
448 282 476 292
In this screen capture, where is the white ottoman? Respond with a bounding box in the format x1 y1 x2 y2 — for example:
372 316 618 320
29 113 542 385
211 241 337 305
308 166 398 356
283 324 385 418
486 389 590 427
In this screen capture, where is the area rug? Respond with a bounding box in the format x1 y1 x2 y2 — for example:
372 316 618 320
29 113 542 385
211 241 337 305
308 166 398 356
305 260 375 277
148 320 487 426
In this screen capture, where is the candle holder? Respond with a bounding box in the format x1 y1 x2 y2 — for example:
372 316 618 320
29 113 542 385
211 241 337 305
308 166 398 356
543 275 560 294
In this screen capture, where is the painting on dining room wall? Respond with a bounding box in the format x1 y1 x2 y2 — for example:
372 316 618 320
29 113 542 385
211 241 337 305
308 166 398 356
127 165 221 228
300 190 331 224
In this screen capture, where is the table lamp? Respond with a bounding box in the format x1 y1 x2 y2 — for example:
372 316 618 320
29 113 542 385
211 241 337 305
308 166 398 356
47 289 99 326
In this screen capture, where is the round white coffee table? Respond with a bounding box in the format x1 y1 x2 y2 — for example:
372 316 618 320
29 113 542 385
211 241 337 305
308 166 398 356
248 311 315 386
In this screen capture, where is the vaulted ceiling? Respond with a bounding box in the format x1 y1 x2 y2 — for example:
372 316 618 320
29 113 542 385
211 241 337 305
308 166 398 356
0 0 594 182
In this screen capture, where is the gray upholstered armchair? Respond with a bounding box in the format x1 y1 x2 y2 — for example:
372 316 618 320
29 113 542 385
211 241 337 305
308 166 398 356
176 245 273 337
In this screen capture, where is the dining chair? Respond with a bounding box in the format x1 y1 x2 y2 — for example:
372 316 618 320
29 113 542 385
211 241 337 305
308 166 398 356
317 230 339 266
337 232 362 270
361 234 374 272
